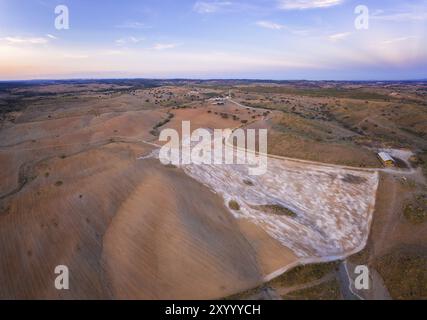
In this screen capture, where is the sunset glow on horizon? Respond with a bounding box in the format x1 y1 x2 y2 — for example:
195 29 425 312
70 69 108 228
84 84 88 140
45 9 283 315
0 0 426 80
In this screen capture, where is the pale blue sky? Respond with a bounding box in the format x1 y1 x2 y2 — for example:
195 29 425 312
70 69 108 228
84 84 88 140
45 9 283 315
0 0 426 80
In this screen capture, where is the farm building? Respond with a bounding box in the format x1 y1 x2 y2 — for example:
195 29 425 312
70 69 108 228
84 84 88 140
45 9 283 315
377 152 395 167
211 97 226 105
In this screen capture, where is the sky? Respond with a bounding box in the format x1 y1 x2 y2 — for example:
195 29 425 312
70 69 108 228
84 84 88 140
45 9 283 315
0 0 426 80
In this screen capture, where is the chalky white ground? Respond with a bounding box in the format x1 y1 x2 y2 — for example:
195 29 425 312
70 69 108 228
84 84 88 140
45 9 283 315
143 131 379 259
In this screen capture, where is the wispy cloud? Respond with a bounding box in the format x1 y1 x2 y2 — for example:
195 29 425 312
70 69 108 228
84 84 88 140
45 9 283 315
256 20 285 30
1 36 50 45
46 34 58 40
278 0 343 10
63 54 89 59
256 21 314 36
102 50 126 56
193 1 232 14
381 36 418 45
371 10 427 22
328 32 351 42
115 21 151 29
152 43 179 50
115 37 144 46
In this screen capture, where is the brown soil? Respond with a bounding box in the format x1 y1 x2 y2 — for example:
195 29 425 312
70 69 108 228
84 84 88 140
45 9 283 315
348 172 427 299
0 91 298 299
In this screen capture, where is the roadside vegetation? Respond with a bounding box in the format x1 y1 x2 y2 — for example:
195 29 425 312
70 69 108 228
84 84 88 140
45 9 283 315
150 112 174 136
282 279 342 300
224 261 341 300
403 194 427 224
269 261 340 288
373 246 427 300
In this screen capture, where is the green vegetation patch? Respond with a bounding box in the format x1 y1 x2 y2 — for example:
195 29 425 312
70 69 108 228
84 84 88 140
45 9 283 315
240 86 393 101
256 204 297 217
204 92 219 98
151 113 174 136
282 279 342 300
270 261 340 288
374 246 427 300
224 261 341 300
410 151 427 177
403 194 427 224
228 200 240 211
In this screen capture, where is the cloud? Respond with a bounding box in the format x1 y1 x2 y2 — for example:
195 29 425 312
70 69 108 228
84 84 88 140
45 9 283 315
115 37 144 46
328 32 351 42
46 34 58 40
152 43 179 50
193 1 232 14
115 21 151 29
256 21 315 36
63 54 89 59
256 20 285 30
381 36 418 45
103 50 126 56
371 11 427 22
278 0 343 10
1 36 49 45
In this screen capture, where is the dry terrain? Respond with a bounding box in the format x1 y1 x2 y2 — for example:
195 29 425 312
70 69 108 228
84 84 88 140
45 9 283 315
0 79 426 299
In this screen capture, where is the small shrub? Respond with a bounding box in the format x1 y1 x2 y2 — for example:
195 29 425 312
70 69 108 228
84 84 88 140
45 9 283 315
243 179 254 186
229 200 240 211
257 204 297 217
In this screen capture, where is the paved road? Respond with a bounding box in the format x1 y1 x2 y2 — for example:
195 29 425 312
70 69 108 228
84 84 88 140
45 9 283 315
338 261 361 300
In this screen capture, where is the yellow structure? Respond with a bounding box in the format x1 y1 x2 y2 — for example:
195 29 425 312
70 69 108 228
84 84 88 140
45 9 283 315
377 152 395 167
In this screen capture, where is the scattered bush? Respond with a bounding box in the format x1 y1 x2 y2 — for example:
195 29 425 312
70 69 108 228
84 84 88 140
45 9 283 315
403 194 426 224
228 200 240 211
257 204 297 217
243 179 254 186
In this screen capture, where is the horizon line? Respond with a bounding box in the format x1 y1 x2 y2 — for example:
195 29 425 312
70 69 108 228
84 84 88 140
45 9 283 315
1 77 426 83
